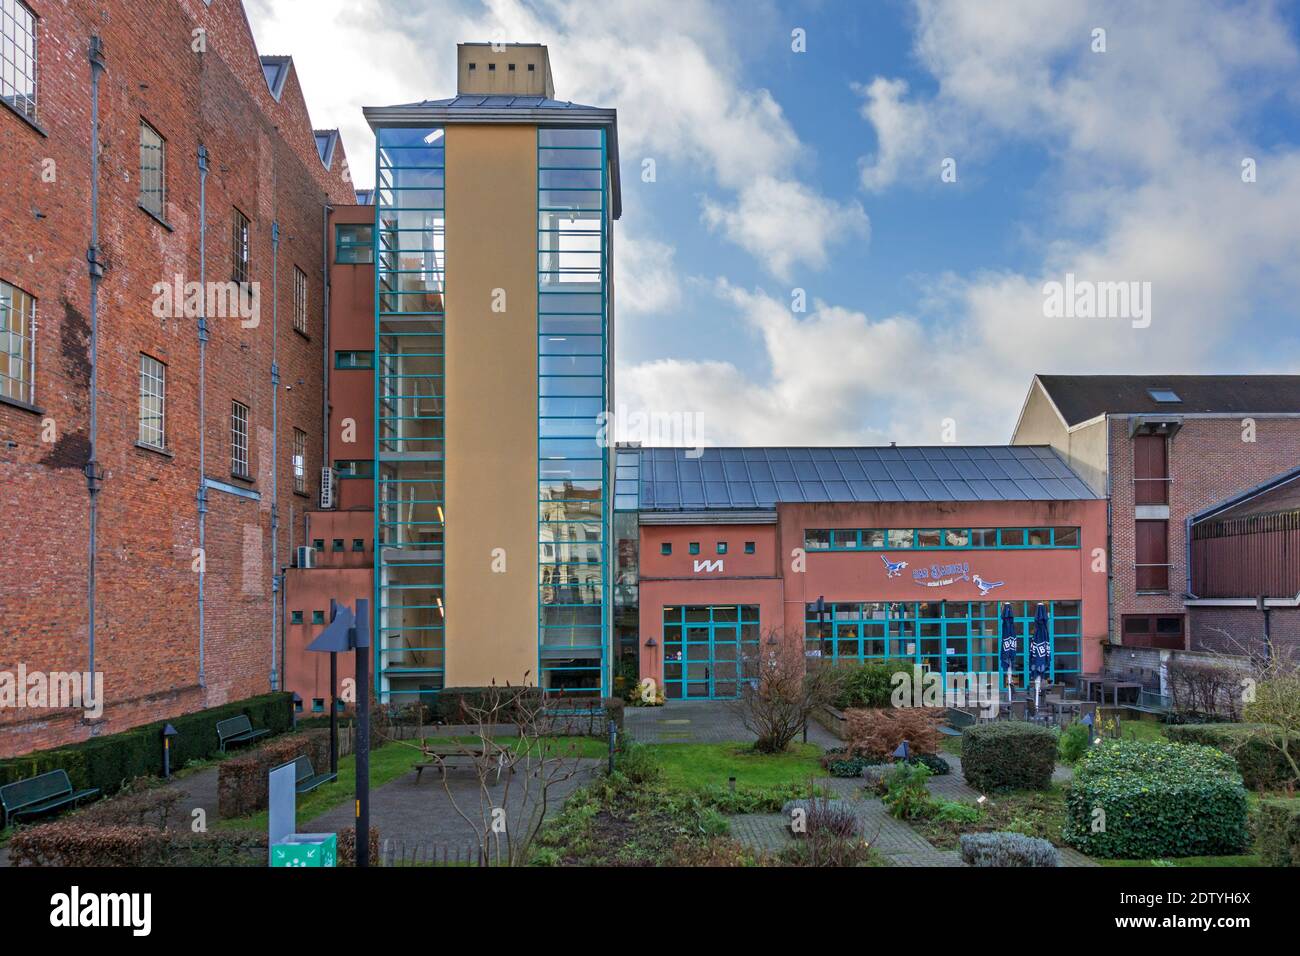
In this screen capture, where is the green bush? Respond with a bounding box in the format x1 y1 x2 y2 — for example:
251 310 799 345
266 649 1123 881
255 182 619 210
934 800 982 823
1058 722 1091 764
1254 799 1300 867
961 722 1057 792
830 659 915 709
1164 723 1298 790
0 692 293 799
960 832 1059 867
882 762 933 820
1063 740 1250 859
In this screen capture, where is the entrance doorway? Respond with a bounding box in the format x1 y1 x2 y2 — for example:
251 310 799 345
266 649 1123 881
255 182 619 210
662 605 760 700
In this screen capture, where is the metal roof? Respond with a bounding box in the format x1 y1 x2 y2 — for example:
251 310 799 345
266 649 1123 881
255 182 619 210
636 446 1099 512
1036 374 1300 427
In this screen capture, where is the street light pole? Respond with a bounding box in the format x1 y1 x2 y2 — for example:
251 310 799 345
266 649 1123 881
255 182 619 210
354 597 370 868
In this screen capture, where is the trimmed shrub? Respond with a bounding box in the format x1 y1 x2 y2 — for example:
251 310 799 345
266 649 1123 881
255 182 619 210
1063 740 1250 859
1254 799 1300 867
217 732 331 819
338 826 381 867
843 707 944 760
9 822 265 867
1164 723 1298 790
960 832 1059 867
908 752 951 776
0 692 292 798
78 777 185 829
436 686 545 723
961 722 1057 792
831 659 916 709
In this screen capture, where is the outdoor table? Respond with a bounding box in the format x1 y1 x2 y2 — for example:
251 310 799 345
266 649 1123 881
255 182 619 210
1103 680 1143 706
1077 675 1107 702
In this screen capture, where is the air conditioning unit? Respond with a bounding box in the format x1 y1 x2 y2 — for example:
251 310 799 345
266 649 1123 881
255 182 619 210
319 466 337 509
296 546 316 569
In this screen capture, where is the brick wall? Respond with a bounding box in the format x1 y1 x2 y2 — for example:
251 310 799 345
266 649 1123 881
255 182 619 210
1188 606 1300 664
0 0 354 757
1108 415 1300 647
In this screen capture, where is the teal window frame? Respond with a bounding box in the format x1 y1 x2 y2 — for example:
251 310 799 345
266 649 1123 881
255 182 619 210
805 526 1081 551
660 542 671 556
803 599 1082 686
290 610 303 625
661 604 761 700
335 350 375 369
334 459 374 479
335 223 374 264
716 541 727 555
689 542 700 555
744 541 755 554
311 610 325 625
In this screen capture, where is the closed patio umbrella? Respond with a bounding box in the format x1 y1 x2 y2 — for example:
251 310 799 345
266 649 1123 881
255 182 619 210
1029 602 1052 710
999 603 1018 703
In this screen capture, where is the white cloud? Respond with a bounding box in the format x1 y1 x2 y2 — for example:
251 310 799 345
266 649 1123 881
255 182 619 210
701 177 869 280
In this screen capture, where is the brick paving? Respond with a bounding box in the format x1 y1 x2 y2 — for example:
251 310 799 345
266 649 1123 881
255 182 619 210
624 700 840 747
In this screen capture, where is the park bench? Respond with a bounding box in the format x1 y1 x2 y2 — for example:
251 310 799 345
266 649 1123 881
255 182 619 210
941 707 978 736
0 770 99 828
217 714 269 752
291 755 337 794
413 742 510 784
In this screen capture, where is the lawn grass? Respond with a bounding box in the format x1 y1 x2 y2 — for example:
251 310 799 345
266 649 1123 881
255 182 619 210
643 742 824 791
214 735 605 831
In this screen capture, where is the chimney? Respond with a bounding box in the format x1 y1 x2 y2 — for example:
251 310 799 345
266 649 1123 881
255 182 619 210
457 43 555 98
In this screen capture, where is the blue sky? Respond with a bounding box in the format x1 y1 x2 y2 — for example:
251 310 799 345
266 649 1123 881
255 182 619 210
248 0 1300 445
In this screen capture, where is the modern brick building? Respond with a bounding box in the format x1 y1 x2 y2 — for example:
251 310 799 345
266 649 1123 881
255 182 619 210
0 0 354 756
623 446 1108 699
1011 375 1300 657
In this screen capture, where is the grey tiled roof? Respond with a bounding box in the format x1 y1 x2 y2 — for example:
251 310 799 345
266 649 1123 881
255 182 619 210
637 446 1098 512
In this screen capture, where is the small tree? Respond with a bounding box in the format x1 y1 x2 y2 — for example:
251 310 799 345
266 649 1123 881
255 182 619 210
1243 658 1300 789
731 630 838 754
392 678 588 866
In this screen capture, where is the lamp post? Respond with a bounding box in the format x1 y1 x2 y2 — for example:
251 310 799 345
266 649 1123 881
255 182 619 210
306 596 370 865
291 692 302 730
162 724 177 779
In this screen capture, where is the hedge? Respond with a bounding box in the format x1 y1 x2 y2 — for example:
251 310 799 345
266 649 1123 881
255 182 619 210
830 659 917 709
1254 799 1300 867
0 692 293 798
1063 740 1250 859
1164 723 1299 790
961 722 1057 792
217 731 332 819
9 821 379 867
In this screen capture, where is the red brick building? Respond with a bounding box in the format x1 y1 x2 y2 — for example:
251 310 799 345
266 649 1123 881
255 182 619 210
1012 375 1300 653
0 0 354 756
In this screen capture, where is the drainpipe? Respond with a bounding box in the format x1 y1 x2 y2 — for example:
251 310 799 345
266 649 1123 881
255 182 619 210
86 36 106 681
271 219 281 691
197 143 210 687
322 204 333 468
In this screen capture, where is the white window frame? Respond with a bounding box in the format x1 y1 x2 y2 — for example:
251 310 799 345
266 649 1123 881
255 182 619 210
0 279 36 405
138 353 166 448
231 400 250 477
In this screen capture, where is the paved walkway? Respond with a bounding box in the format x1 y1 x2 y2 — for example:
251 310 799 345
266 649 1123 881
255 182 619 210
624 700 840 747
304 758 599 865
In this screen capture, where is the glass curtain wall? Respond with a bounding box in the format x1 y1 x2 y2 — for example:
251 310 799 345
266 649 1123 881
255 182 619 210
537 127 609 696
803 600 1081 685
375 127 446 705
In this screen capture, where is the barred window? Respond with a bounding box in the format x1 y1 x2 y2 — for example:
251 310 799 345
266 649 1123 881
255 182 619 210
231 208 250 284
0 278 35 405
231 400 250 477
292 266 307 334
1 1 37 122
138 354 166 448
292 427 306 494
139 120 165 218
